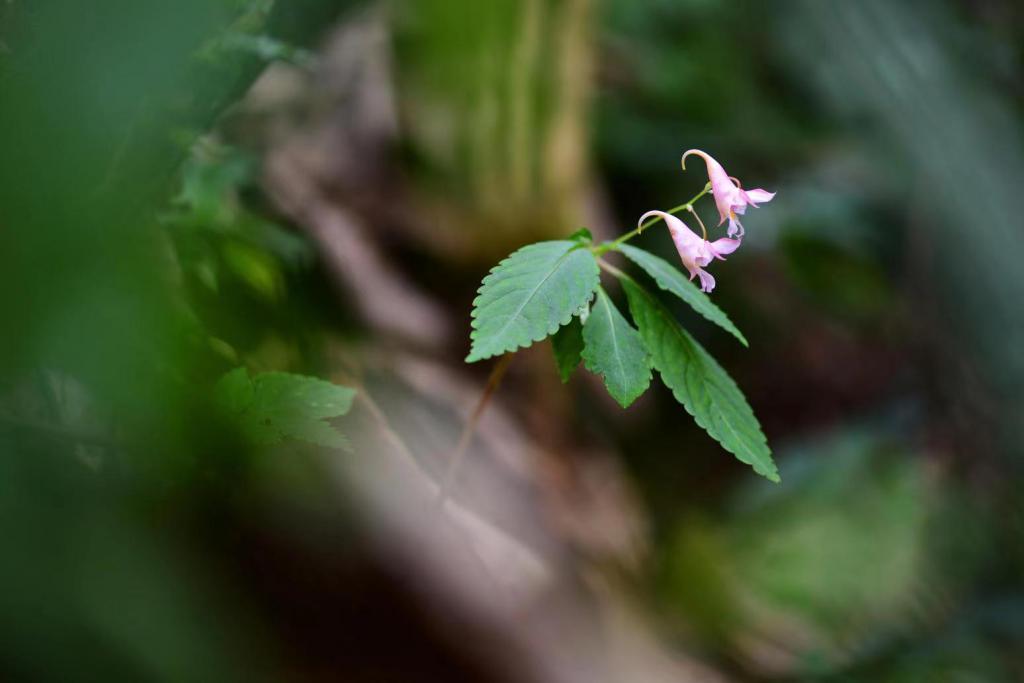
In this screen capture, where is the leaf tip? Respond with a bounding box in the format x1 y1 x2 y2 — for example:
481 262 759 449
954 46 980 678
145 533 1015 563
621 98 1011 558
757 461 781 483
568 227 593 243
611 388 648 409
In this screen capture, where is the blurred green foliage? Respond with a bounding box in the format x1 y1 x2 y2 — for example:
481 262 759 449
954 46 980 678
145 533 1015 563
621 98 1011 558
216 368 355 449
1 0 1024 680
0 1 353 678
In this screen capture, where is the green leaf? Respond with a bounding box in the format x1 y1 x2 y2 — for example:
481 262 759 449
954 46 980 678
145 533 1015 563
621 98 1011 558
467 241 600 362
215 368 356 450
581 287 652 408
551 316 585 383
222 240 284 302
618 243 748 346
621 278 778 482
576 301 591 325
567 227 593 244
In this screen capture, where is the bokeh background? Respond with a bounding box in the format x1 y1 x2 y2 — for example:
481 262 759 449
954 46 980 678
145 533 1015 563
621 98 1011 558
2 0 1024 680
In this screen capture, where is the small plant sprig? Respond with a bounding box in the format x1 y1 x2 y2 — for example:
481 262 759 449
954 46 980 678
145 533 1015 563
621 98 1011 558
465 150 780 482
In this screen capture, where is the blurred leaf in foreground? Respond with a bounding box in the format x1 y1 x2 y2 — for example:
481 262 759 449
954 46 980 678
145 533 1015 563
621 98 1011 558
216 368 355 449
659 428 1005 679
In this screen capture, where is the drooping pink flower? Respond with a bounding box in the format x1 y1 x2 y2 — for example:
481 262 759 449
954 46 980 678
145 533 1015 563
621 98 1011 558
639 210 741 293
681 149 775 238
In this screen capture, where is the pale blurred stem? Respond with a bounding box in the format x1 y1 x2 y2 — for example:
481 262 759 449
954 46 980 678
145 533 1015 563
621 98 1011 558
592 183 711 256
687 204 709 241
437 353 514 504
597 259 629 280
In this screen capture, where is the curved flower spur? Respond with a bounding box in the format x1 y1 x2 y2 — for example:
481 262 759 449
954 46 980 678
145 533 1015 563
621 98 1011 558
682 149 775 238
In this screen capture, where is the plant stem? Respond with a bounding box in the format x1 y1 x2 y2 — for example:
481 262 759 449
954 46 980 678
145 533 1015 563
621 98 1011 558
436 353 513 504
596 258 628 280
592 183 711 256
687 204 709 241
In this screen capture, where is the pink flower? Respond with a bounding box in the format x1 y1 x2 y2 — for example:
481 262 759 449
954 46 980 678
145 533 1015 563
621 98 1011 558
639 210 741 293
682 149 775 238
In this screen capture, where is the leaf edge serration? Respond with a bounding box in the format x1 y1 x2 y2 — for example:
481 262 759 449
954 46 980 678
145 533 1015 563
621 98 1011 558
465 241 600 363
621 277 779 482
580 286 652 409
618 243 748 347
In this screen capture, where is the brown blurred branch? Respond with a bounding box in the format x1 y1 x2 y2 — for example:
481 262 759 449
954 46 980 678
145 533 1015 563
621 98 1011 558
437 353 513 504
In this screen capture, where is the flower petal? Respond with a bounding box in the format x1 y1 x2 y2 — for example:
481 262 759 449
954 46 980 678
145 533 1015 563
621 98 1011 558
709 237 742 259
696 269 716 293
727 215 744 238
743 188 776 206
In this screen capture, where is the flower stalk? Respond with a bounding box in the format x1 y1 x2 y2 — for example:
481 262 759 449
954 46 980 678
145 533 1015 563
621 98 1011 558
592 183 711 256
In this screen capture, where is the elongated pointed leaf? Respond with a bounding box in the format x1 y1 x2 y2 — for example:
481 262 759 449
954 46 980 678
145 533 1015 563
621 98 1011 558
621 278 778 481
551 316 585 383
581 287 652 408
618 243 748 346
467 241 600 362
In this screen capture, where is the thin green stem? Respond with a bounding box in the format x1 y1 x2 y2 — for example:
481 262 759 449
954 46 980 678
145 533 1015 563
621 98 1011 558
592 183 711 256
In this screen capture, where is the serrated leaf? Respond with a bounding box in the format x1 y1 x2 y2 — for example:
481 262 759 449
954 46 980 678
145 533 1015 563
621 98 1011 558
618 243 748 346
467 241 600 362
551 316 585 383
581 287 652 408
215 368 356 450
621 278 778 482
